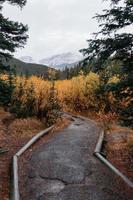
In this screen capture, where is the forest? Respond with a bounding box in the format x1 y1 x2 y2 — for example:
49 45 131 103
0 0 133 200
0 0 132 127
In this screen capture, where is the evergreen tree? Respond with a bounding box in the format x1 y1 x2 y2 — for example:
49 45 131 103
0 0 28 107
80 0 133 126
0 69 15 108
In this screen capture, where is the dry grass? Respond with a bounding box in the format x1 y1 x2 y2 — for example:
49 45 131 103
105 125 133 181
97 112 118 131
0 107 46 200
8 118 46 137
110 123 133 133
126 138 133 161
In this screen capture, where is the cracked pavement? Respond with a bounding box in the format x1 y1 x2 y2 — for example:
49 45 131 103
20 114 133 200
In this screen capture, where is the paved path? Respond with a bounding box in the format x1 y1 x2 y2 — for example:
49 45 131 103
21 114 133 200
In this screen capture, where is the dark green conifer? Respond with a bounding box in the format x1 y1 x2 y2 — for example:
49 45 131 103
80 0 133 126
0 0 28 107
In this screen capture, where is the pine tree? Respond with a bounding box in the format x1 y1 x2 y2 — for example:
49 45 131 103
0 70 15 108
80 0 133 126
0 0 28 107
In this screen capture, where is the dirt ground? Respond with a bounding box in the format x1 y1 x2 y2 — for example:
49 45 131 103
0 108 47 200
105 125 133 182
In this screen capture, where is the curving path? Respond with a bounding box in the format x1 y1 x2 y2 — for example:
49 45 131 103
21 113 133 200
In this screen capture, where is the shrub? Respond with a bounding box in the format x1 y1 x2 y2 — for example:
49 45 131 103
56 72 100 112
10 76 60 125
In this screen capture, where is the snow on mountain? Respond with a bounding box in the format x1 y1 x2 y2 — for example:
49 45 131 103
39 52 83 69
19 56 35 64
18 52 84 70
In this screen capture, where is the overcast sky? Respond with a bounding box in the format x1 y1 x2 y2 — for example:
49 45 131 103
3 0 109 61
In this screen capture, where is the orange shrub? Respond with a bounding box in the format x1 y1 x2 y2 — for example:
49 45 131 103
12 76 52 117
56 72 100 111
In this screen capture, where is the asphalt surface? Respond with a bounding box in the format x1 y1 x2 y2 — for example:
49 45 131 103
21 114 133 200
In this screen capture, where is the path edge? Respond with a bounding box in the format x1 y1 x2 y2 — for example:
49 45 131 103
63 112 133 188
12 125 54 200
94 130 133 188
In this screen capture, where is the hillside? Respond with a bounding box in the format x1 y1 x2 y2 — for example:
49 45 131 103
2 57 55 78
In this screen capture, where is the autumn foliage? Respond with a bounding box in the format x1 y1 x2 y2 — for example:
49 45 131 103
8 75 60 125
1 71 131 127
12 76 51 116
56 72 100 111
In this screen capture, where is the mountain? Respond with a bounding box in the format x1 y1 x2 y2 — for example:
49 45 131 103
19 56 35 63
1 52 84 78
2 57 55 78
39 52 83 69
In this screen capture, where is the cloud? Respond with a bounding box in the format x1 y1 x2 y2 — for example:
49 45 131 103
3 0 109 60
